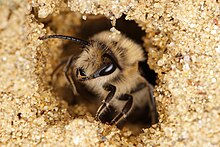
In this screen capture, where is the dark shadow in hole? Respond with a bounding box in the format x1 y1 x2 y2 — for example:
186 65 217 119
79 15 145 44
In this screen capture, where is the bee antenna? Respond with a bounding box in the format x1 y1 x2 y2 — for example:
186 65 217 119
39 35 89 46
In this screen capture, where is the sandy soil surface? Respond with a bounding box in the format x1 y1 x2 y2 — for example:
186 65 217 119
0 0 219 146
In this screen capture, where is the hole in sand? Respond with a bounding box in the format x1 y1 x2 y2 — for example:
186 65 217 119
40 14 158 135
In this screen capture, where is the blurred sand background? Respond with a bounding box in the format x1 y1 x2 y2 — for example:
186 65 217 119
0 0 219 146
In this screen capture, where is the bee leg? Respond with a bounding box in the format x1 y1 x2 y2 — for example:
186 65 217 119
95 84 116 120
51 60 67 85
51 57 69 77
148 83 159 125
63 55 79 96
110 94 133 126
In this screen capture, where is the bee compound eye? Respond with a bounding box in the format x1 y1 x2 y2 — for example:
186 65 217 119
99 63 116 76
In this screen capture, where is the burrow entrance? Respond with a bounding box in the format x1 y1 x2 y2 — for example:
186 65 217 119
38 12 158 135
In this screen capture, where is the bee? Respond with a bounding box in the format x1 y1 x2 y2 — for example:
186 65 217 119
40 31 158 127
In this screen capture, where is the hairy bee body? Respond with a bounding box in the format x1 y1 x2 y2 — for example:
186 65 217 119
77 31 154 117
41 31 158 127
76 31 145 94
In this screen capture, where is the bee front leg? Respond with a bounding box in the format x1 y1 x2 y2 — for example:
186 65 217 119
63 55 79 96
110 94 133 126
95 84 116 120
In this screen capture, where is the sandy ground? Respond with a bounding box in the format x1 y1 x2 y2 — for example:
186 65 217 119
0 0 220 146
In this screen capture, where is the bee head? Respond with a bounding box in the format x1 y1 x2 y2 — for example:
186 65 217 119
75 41 121 82
39 33 121 83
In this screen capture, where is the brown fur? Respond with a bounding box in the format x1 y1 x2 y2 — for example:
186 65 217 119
74 31 156 122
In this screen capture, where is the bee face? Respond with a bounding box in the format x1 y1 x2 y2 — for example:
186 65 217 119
75 41 118 81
